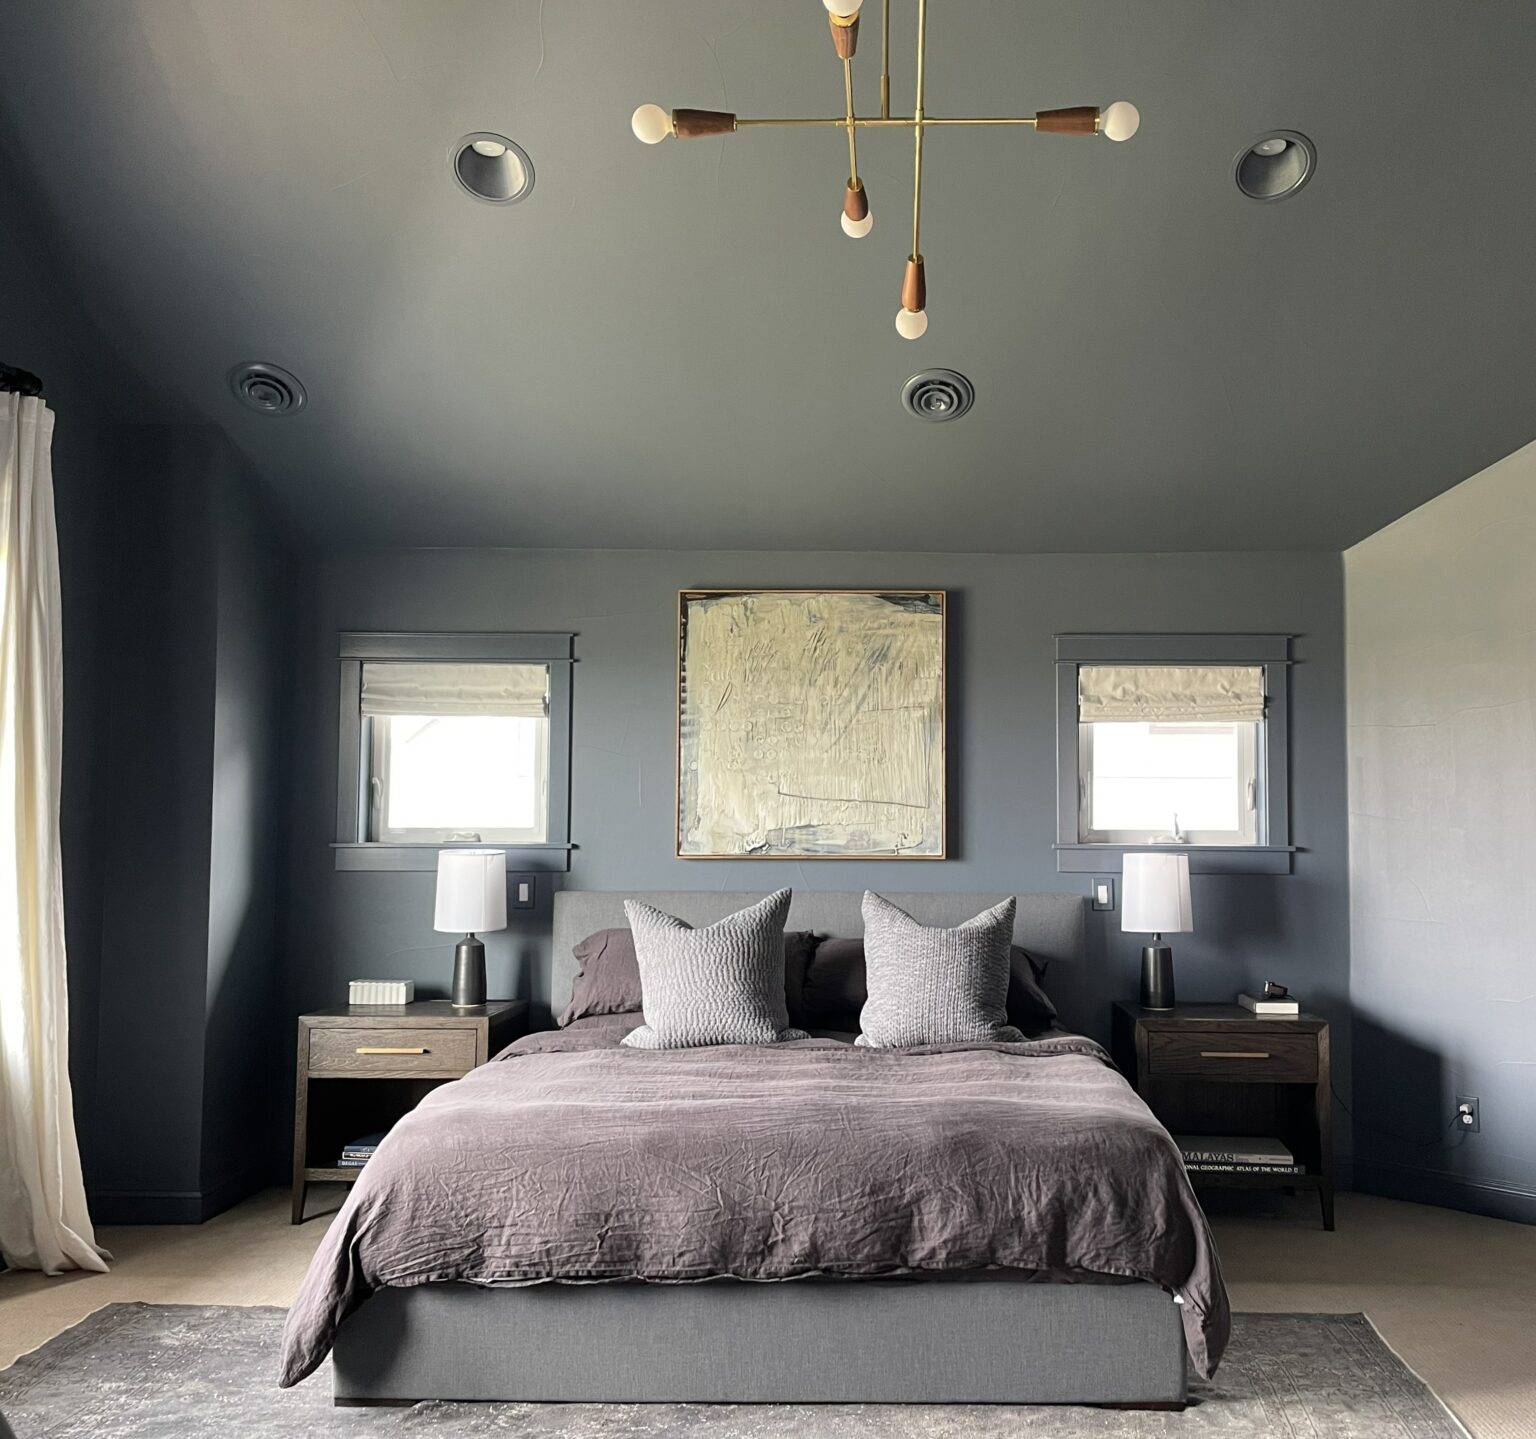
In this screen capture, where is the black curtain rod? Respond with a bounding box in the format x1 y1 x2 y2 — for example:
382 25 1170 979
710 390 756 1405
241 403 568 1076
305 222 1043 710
0 362 44 396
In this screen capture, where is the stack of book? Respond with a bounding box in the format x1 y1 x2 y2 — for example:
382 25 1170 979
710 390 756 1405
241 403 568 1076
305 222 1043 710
338 1132 386 1169
1175 1135 1303 1177
1238 990 1300 1015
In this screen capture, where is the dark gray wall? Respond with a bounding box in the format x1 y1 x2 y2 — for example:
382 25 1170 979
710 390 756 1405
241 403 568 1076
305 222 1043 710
201 440 296 1209
1347 439 1536 1223
290 547 1351 1157
90 430 219 1208
86 426 297 1222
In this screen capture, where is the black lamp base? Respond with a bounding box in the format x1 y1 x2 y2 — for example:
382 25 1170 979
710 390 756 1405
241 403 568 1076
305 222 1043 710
451 934 486 1008
1140 944 1175 1010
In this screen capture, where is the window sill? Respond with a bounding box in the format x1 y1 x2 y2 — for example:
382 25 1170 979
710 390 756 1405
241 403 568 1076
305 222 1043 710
332 843 575 873
1054 844 1295 876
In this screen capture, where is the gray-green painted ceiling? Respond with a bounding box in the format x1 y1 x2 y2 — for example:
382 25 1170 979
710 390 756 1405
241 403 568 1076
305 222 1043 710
1 1 1533 551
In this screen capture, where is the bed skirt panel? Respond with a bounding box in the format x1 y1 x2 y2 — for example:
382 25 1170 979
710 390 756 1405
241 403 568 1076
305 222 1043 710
331 1276 1187 1405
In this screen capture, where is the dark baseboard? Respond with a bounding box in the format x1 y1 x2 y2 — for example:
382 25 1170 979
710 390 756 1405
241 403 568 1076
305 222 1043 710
1353 1159 1536 1226
89 1164 273 1226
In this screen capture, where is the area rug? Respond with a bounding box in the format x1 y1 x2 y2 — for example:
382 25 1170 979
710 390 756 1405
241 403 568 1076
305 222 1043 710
0 1304 1468 1438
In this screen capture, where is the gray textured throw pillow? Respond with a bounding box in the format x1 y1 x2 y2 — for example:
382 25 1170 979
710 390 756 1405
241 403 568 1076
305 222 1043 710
856 892 1025 1047
621 889 809 1050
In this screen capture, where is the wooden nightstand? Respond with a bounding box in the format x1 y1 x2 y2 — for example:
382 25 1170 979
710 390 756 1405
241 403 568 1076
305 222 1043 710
1111 1002 1334 1230
291 999 527 1223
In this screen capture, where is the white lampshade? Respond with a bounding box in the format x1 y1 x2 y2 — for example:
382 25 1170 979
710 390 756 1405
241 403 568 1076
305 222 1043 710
434 849 508 934
1121 853 1193 935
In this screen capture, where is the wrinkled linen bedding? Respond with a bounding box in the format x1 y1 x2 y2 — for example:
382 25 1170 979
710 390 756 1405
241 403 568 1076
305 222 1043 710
280 1017 1228 1386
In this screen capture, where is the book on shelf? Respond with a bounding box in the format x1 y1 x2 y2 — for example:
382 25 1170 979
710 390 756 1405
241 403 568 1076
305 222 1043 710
1175 1135 1294 1166
337 1131 385 1168
1184 1161 1305 1176
1238 991 1300 1015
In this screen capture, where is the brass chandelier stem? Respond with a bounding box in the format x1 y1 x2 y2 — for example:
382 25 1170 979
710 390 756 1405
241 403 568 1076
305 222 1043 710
880 0 891 119
734 114 1039 130
842 57 860 187
910 0 927 261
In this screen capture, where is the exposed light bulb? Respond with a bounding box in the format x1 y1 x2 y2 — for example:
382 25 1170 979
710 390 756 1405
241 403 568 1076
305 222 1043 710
1101 100 1140 142
823 0 864 13
470 139 508 158
631 104 673 144
895 307 928 340
841 210 874 238
1252 136 1288 157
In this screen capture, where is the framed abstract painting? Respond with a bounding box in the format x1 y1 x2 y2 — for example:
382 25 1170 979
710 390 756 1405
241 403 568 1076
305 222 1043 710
676 589 946 859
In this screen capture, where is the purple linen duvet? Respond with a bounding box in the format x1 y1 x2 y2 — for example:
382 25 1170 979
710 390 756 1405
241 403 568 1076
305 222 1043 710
280 1020 1228 1385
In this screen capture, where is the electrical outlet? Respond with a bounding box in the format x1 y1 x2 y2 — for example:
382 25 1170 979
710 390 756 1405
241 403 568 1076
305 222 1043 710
1456 1096 1480 1134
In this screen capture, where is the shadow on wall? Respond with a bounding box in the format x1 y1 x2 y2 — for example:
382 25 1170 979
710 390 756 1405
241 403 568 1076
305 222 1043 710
1349 1015 1491 1212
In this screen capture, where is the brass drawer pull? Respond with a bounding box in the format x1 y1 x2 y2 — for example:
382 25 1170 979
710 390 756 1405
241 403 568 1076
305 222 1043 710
356 1046 429 1055
1200 1050 1270 1060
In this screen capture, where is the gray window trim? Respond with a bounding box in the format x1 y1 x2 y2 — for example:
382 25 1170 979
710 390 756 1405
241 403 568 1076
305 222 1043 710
333 631 575 873
1053 634 1294 876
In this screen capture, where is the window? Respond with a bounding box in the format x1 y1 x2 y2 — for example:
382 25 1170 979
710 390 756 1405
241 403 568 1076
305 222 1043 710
365 663 550 844
1079 719 1260 845
1054 636 1292 874
335 633 573 871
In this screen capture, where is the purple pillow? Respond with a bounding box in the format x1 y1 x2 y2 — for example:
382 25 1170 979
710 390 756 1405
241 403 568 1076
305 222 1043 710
799 937 1056 1035
560 927 819 1027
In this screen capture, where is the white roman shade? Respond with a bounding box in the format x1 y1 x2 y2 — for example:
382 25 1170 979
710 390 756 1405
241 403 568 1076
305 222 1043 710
361 662 549 718
1078 665 1265 724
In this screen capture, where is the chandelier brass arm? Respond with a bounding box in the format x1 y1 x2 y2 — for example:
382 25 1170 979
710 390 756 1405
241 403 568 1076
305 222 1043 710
630 1 1140 338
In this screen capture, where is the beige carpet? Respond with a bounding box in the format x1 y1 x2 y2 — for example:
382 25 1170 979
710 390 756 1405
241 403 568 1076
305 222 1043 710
1 1189 1531 1438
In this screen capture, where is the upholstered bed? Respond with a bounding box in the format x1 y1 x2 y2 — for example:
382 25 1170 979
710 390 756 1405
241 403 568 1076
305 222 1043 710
284 891 1225 1408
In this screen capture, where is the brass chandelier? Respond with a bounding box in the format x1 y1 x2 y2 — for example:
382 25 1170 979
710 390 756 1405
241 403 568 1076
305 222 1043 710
632 0 1139 339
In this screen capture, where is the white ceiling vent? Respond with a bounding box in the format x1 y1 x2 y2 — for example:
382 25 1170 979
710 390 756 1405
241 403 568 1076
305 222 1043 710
229 362 307 416
902 369 974 422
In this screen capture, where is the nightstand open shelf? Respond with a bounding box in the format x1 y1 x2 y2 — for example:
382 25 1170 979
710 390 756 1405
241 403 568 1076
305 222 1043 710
1111 1002 1334 1230
292 1000 527 1223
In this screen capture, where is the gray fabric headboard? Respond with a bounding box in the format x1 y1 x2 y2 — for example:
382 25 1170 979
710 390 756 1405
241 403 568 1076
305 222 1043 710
550 891 1087 1018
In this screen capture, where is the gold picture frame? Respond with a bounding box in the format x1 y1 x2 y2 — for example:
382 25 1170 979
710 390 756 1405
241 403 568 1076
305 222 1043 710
676 589 947 859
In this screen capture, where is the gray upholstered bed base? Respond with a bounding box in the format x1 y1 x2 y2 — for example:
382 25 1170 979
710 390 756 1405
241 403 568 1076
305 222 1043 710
332 1277 1188 1406
332 891 1186 1408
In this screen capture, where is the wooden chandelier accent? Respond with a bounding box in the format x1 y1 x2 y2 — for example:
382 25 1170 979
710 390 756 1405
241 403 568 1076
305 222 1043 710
901 256 926 313
828 12 860 59
671 108 738 140
636 2 1139 337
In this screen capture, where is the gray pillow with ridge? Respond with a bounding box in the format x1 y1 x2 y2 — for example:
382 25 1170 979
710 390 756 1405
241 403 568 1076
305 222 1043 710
621 889 809 1050
856 892 1025 1047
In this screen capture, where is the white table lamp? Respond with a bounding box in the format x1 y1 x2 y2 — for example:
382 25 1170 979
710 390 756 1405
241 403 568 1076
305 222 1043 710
1121 852 1193 1010
434 849 508 1008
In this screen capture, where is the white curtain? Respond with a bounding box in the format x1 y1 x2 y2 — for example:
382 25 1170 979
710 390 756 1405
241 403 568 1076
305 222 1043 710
0 395 107 1274
1078 664 1266 723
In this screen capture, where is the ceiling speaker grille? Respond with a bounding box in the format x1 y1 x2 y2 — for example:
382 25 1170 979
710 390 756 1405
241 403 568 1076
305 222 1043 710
902 369 974 422
229 362 307 416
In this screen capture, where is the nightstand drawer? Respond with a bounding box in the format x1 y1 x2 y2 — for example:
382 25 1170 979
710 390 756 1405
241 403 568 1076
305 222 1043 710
307 1027 477 1076
1146 1028 1317 1081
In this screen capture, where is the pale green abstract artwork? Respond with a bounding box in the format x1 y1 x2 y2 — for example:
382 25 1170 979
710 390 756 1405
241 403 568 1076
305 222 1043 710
677 590 945 858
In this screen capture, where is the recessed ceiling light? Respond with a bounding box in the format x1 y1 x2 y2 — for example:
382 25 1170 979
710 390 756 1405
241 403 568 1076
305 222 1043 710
452 132 534 205
1235 131 1315 202
228 361 306 416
